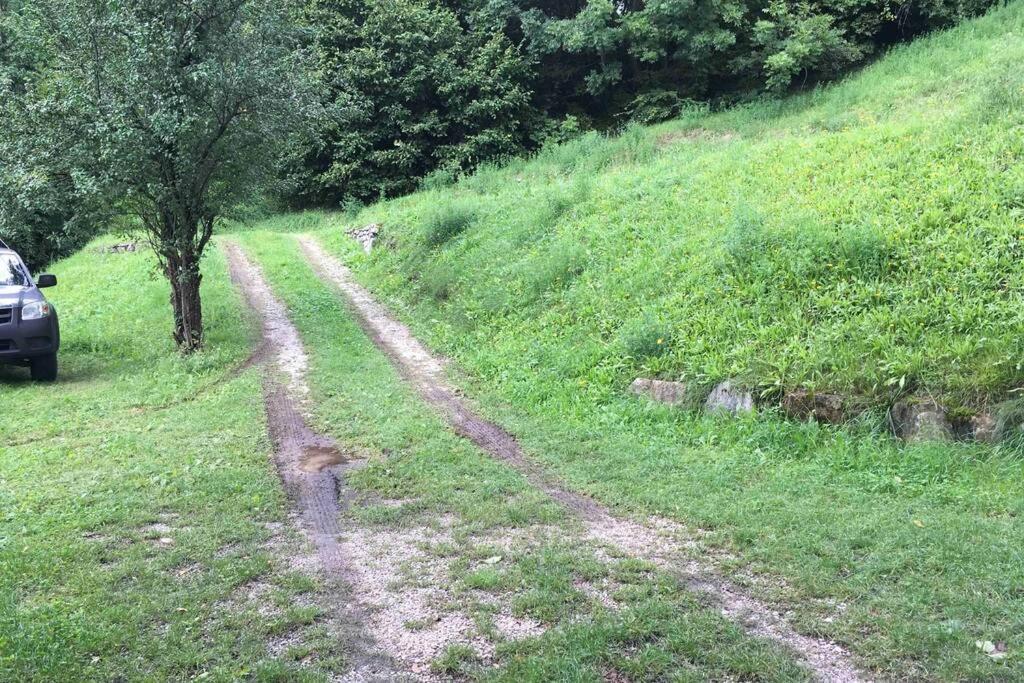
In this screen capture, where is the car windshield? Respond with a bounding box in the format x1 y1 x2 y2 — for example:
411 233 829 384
0 254 30 287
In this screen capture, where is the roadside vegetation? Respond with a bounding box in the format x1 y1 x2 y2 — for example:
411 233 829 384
316 0 1024 412
224 3 1024 678
4 1 1024 681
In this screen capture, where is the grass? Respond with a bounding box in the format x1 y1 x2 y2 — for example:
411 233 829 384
7 3 1024 680
226 3 1024 678
235 231 812 681
296 0 1024 411
0 239 345 681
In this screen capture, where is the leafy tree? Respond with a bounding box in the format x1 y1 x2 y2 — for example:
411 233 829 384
293 0 537 206
288 0 1000 206
514 0 1000 115
0 0 103 271
7 0 314 351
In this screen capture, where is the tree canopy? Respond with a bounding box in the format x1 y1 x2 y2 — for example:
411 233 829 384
0 0 1001 346
1 0 315 349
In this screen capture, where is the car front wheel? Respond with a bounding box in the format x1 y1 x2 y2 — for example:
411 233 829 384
30 353 58 382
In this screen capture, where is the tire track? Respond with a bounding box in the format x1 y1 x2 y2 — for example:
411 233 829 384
223 240 405 682
298 234 869 683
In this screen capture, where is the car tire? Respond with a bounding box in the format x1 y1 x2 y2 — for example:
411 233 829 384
30 353 58 382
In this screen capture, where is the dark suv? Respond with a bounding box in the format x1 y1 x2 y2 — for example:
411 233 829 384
0 245 60 381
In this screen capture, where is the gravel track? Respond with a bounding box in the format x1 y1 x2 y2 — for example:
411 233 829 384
224 241 406 682
298 234 869 683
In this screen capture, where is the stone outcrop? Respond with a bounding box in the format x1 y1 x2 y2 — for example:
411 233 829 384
890 400 953 442
968 413 998 443
347 223 381 254
629 375 1005 444
629 378 690 406
705 380 755 415
105 242 137 254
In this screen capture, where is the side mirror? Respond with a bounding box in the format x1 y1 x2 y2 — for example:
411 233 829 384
36 274 57 288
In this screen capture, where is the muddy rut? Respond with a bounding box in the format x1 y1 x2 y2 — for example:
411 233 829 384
223 241 406 682
298 235 868 683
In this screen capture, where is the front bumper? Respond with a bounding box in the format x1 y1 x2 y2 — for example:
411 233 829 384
0 314 59 361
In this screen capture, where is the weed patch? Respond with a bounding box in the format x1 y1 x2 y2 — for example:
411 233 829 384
424 201 478 247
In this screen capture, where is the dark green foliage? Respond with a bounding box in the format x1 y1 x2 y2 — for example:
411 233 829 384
293 0 537 207
2 0 315 349
0 185 104 274
622 91 700 126
0 0 102 270
521 0 1000 113
0 87 105 271
288 0 998 206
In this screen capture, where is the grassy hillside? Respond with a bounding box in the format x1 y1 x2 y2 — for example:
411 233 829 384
231 3 1024 678
307 0 1024 414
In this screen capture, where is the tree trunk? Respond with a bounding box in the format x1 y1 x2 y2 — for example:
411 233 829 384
166 250 204 353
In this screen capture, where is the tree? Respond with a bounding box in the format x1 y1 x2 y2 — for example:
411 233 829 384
10 0 314 351
292 0 537 206
0 0 103 272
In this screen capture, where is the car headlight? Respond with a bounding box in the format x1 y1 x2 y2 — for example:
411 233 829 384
21 301 51 320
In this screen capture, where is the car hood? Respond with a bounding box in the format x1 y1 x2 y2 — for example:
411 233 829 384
0 285 42 307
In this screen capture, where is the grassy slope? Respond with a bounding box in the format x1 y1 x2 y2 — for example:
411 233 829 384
0 242 345 681
244 3 1024 679
338 0 1024 410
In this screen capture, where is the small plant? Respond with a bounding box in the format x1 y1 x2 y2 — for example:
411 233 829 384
420 164 459 191
417 262 458 302
463 567 501 590
622 314 673 360
721 204 768 273
523 243 587 301
423 202 477 247
431 644 479 675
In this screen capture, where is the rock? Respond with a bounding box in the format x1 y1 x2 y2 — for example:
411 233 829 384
704 380 754 415
890 400 952 442
346 223 381 254
969 413 998 443
105 242 137 254
781 390 846 424
629 378 689 406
